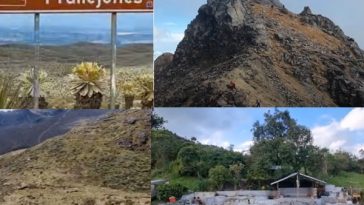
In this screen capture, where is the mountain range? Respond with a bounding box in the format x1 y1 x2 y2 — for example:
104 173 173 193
0 110 110 155
0 27 152 46
155 0 364 107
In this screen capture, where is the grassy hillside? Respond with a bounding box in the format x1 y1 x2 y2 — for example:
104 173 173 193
327 172 364 189
0 110 151 205
152 129 245 191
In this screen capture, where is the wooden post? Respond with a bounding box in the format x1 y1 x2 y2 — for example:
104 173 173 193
110 12 117 109
33 13 40 109
296 173 299 201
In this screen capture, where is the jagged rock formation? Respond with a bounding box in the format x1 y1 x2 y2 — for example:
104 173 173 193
155 0 364 106
0 110 151 205
154 52 174 74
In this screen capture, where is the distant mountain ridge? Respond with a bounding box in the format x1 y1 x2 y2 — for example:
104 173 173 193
0 110 110 154
0 27 153 46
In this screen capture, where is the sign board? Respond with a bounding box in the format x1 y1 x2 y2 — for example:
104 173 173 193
0 0 153 13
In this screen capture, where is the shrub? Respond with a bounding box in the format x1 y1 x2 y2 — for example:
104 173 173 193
157 183 188 201
0 74 23 108
197 179 210 191
83 198 96 205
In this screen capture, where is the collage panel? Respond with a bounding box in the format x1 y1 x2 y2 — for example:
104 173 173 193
0 0 364 205
152 108 364 205
0 109 151 204
0 11 153 109
154 0 364 107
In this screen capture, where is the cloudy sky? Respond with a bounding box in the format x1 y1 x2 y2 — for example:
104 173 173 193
154 0 364 57
155 108 364 156
0 13 153 32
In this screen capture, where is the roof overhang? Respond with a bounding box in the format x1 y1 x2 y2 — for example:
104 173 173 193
270 172 327 186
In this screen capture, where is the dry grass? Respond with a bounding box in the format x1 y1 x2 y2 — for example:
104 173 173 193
252 4 343 50
0 110 151 204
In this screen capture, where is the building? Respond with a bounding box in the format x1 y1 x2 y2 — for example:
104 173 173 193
270 172 326 198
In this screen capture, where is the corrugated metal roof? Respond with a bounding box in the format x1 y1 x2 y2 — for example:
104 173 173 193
270 172 326 186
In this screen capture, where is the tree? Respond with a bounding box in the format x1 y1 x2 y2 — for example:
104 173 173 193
229 163 244 190
152 113 167 129
249 109 317 180
177 146 200 176
252 109 313 172
228 144 234 151
208 165 231 191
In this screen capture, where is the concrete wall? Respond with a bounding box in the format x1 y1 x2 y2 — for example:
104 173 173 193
279 188 317 198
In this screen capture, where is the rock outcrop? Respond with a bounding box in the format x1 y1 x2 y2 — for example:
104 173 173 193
155 0 364 107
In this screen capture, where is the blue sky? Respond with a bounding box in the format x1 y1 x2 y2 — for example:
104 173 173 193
155 108 364 156
0 13 153 32
154 0 364 56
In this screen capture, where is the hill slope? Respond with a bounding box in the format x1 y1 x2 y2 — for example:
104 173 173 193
152 129 245 191
155 0 364 107
0 109 110 155
0 110 151 205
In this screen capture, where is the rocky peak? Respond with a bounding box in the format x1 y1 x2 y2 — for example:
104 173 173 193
300 6 312 15
155 0 364 107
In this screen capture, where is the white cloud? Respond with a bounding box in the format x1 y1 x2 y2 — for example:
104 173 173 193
235 140 254 154
0 109 13 112
311 108 364 156
200 131 230 149
340 108 364 131
154 27 184 44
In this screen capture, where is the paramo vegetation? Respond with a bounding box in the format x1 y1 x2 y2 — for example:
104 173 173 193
0 63 153 109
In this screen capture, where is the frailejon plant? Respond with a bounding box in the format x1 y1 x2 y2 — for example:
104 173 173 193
0 74 23 109
117 70 138 109
118 80 138 109
71 62 106 109
135 73 153 108
117 69 153 109
19 68 49 108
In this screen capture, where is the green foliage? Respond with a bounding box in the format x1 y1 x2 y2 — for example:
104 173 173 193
152 130 192 170
249 109 318 181
152 113 167 129
208 165 231 191
152 129 245 191
177 146 201 176
157 183 188 201
326 151 359 176
197 179 210 191
327 172 364 189
230 163 244 190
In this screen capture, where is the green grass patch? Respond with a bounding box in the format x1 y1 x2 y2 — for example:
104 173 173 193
153 171 202 192
327 172 364 189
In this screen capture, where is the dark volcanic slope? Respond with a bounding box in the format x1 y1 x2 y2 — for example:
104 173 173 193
155 0 364 107
0 110 110 154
